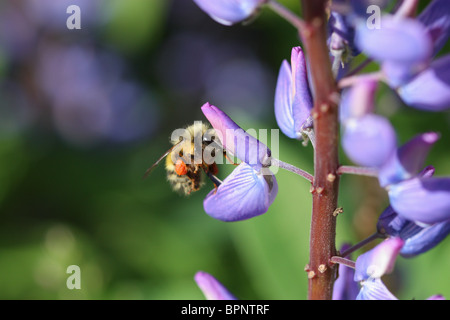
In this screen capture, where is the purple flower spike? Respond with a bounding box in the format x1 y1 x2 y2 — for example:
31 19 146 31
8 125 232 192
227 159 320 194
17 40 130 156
274 47 313 139
356 278 398 300
388 177 450 224
202 103 271 169
192 0 265 26
378 132 440 187
418 0 450 56
203 162 277 222
194 271 237 300
342 114 397 167
398 55 450 111
354 237 404 282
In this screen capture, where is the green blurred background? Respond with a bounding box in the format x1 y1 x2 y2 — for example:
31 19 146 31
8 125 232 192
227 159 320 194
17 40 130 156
0 0 448 300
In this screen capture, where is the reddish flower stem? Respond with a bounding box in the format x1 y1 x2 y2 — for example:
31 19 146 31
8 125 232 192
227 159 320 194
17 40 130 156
299 0 340 300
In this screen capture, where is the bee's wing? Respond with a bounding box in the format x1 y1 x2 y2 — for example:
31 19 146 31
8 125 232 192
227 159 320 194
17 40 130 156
143 142 181 179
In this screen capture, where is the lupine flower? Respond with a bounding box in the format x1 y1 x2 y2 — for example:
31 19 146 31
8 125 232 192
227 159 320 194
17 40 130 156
376 133 450 225
192 0 266 26
378 132 440 187
395 1 450 111
417 0 450 56
274 46 313 140
332 244 359 300
328 11 360 77
194 271 237 300
388 177 450 225
340 78 397 167
377 204 450 258
201 103 277 222
397 55 450 111
355 15 432 87
357 278 398 300
353 237 403 300
342 114 396 168
354 237 404 282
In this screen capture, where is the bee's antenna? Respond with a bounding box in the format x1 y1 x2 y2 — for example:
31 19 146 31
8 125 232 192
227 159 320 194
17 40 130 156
143 142 182 180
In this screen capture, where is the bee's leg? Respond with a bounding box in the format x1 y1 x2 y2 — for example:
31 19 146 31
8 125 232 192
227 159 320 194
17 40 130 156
205 170 222 188
223 150 239 166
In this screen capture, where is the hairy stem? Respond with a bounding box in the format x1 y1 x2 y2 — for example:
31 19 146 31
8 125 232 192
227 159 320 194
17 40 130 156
330 256 356 269
337 166 379 178
271 159 314 182
300 0 340 300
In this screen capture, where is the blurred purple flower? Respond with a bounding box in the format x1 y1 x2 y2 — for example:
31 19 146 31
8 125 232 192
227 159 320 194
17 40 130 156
201 103 277 222
377 205 450 258
36 44 157 146
274 46 313 140
397 55 450 111
353 237 402 300
388 176 450 225
194 271 237 300
339 77 377 123
342 114 397 168
354 237 404 282
192 0 266 26
328 11 360 75
23 0 100 31
355 15 432 87
417 0 450 56
378 132 440 187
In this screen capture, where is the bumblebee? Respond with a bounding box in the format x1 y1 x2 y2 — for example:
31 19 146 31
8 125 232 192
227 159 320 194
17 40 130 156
144 122 222 195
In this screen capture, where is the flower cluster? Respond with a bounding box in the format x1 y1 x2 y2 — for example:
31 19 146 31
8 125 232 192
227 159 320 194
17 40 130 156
189 0 449 300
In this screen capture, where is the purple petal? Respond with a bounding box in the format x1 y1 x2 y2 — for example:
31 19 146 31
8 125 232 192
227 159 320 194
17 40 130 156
275 60 296 139
388 177 450 224
400 220 450 258
192 0 264 26
355 16 432 64
418 0 450 56
356 278 398 300
354 238 404 282
340 78 377 124
291 47 313 134
378 132 440 187
342 114 397 167
427 295 446 300
274 47 313 139
377 205 407 237
328 12 360 56
201 103 271 169
332 244 359 300
203 162 277 222
194 271 238 300
382 60 426 88
398 54 450 111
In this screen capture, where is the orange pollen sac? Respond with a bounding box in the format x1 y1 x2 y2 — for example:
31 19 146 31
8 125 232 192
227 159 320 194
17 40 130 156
175 159 188 176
